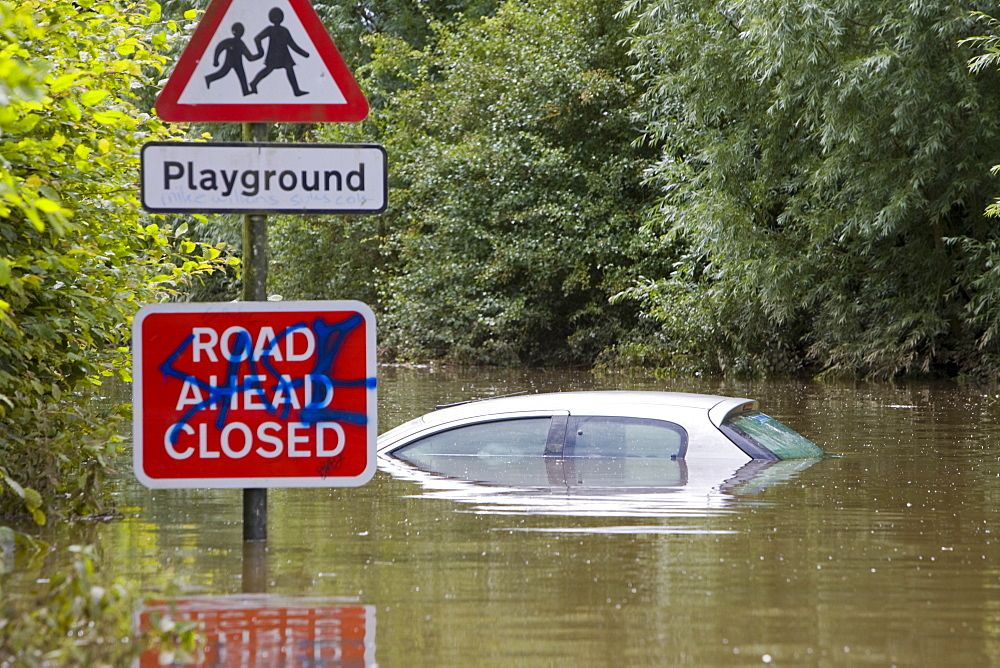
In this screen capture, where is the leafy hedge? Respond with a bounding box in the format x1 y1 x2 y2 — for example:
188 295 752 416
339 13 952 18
0 0 231 519
619 0 1000 379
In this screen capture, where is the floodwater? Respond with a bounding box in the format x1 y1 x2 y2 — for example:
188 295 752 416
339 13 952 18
11 367 1000 665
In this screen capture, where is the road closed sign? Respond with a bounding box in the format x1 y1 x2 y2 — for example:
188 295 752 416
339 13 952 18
132 301 376 488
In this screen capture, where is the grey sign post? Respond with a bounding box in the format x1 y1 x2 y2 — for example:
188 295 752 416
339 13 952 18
146 0 376 581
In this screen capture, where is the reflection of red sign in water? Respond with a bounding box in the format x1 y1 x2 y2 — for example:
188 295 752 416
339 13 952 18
139 596 376 666
132 301 376 488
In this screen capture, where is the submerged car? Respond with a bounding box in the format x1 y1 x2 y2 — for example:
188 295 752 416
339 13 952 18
377 391 824 490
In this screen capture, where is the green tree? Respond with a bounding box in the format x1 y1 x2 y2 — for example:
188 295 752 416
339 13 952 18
619 0 1000 378
173 0 504 303
313 0 499 58
273 0 656 365
0 0 230 518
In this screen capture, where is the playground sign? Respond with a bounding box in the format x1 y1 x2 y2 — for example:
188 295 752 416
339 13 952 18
132 301 377 489
155 0 368 122
141 142 387 214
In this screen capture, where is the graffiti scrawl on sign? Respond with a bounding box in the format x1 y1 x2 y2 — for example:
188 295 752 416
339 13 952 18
132 301 376 488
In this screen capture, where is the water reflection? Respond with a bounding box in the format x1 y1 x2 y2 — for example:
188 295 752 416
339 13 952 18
380 450 825 520
139 595 376 666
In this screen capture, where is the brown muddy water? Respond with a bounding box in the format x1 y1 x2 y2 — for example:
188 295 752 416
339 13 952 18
10 367 1000 665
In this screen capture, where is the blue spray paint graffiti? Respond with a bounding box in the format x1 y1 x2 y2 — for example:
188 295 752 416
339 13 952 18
159 315 375 445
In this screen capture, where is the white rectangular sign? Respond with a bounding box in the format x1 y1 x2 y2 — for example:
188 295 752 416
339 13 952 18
141 142 387 214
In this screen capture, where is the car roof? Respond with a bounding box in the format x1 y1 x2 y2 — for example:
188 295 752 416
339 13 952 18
378 391 755 449
429 390 747 417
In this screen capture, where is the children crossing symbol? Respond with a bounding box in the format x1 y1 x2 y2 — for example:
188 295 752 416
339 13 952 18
156 0 368 123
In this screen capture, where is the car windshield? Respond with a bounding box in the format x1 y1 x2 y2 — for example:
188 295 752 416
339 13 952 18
722 411 823 460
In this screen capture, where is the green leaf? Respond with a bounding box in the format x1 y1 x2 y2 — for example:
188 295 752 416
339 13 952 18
24 208 44 232
64 99 82 121
22 488 42 512
49 72 83 93
20 113 41 131
3 475 25 500
80 89 110 106
92 110 125 124
33 197 64 213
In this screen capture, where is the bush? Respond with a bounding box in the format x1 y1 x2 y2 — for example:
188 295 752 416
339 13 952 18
0 0 231 518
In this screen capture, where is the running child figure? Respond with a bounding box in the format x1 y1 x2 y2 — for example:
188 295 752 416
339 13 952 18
205 22 259 96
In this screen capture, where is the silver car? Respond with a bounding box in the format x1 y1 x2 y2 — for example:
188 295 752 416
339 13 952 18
377 391 823 490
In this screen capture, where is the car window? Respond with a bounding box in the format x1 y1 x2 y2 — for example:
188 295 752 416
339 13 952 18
393 418 552 461
721 411 823 460
566 417 687 460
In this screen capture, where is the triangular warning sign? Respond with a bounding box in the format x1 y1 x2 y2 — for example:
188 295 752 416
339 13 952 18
156 0 368 123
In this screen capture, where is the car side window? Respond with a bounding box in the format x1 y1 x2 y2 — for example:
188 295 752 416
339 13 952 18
393 418 552 458
566 417 687 460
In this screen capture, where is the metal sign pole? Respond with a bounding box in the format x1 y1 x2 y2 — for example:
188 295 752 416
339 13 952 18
142 0 379 582
242 121 268 543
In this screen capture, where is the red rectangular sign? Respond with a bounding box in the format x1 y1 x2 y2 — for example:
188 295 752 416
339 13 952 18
132 301 376 488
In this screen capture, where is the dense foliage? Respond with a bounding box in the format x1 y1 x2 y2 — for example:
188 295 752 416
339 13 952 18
273 0 657 365
0 0 230 518
617 0 1000 378
265 0 1000 379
